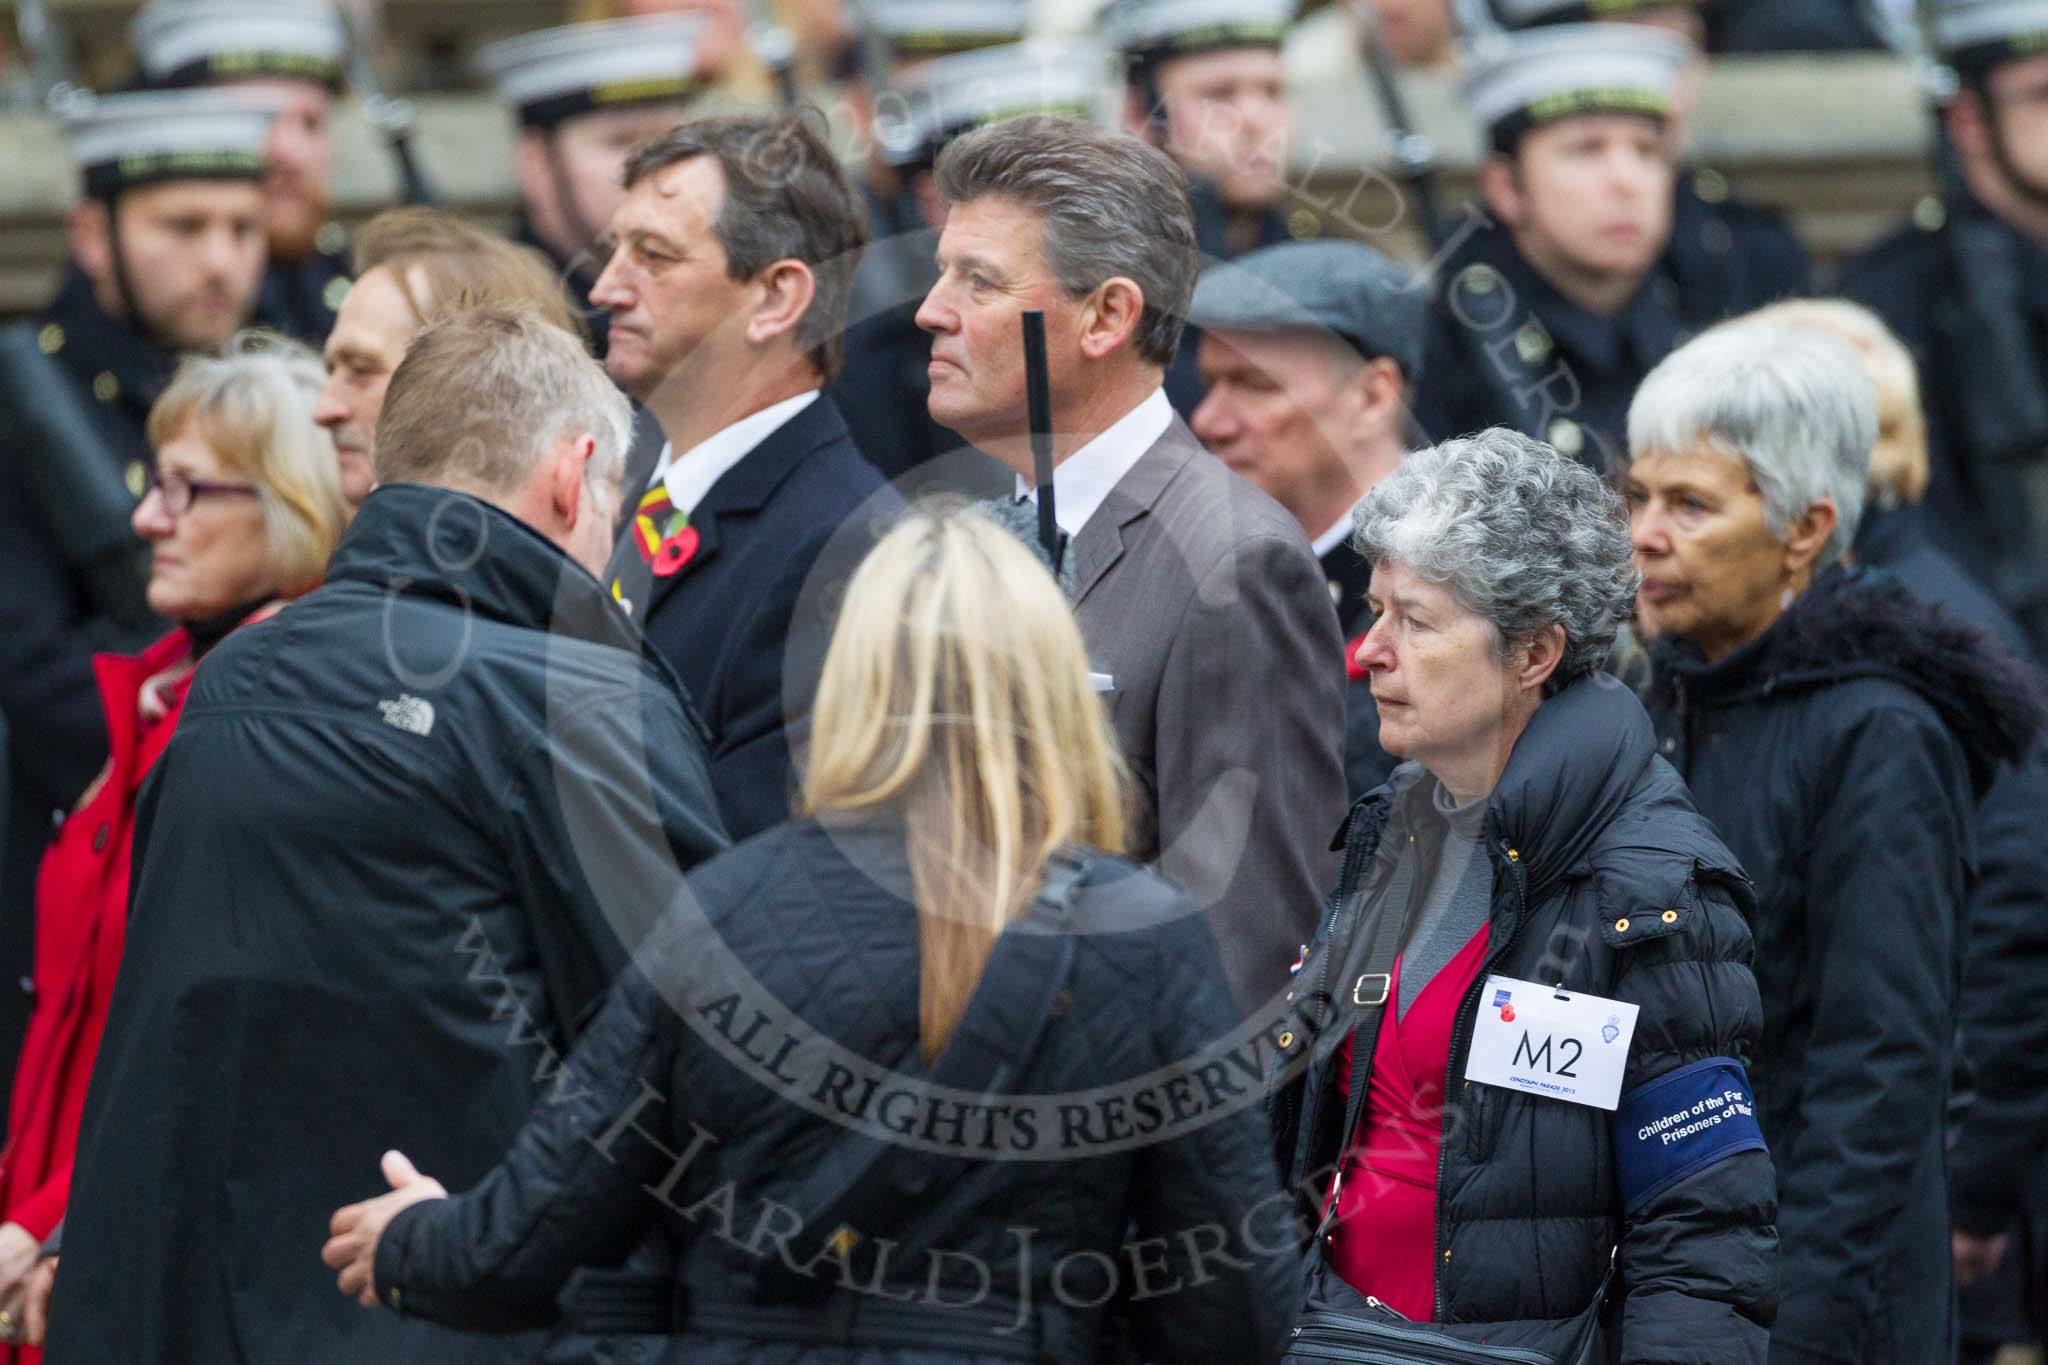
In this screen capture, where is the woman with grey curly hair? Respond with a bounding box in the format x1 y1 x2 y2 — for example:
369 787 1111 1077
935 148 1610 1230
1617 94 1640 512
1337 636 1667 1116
1270 427 1775 1362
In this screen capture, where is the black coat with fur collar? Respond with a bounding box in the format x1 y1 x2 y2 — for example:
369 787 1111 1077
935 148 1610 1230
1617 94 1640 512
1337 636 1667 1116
1646 565 2045 1365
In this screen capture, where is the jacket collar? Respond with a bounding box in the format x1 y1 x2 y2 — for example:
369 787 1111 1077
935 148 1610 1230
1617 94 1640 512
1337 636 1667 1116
634 394 854 619
1472 225 1681 378
45 264 178 424
327 482 644 658
1336 674 1658 898
1649 563 2046 795
1068 415 1198 605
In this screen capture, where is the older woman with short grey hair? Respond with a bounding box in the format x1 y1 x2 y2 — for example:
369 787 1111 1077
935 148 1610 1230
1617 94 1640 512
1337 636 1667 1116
1270 428 1774 1361
1626 318 2043 1365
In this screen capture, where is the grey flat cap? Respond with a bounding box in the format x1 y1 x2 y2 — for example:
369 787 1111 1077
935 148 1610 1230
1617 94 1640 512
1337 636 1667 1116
1188 239 1426 377
1931 0 2048 68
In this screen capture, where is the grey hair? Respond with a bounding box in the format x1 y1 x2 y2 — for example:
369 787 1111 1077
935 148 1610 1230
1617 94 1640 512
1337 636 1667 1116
933 114 1198 367
374 304 631 498
1626 319 1877 568
1353 428 1640 696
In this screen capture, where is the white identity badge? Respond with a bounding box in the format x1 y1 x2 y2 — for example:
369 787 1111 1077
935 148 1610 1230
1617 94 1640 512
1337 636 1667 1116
1463 975 1639 1111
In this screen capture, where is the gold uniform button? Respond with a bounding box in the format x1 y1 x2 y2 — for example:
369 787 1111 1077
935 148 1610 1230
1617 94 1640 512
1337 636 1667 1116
1513 323 1551 365
93 371 120 403
36 323 63 354
124 460 147 499
315 220 349 256
828 1225 860 1257
1278 1031 1296 1050
1661 909 1679 924
1693 167 1730 204
1505 848 1520 862
1286 208 1323 241
1614 917 1631 933
1548 419 1585 459
1913 195 1947 234
387 1286 403 1311
322 274 354 313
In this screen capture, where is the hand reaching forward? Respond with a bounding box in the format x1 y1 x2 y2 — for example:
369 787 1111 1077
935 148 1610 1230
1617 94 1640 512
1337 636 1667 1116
322 1150 448 1309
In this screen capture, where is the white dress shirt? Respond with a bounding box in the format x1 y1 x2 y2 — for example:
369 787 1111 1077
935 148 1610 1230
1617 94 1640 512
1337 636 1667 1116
1310 490 1377 560
1015 387 1174 537
649 390 820 514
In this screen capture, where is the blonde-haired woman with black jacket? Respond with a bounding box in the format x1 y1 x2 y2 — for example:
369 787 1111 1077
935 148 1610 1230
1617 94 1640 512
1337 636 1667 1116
320 503 1300 1363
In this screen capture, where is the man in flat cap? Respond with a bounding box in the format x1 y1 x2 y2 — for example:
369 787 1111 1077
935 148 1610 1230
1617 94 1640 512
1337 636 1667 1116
0 88 273 1116
1484 0 1812 327
1844 0 2048 652
480 15 715 353
130 0 353 345
831 35 1121 482
1412 22 1704 471
915 113 1346 1010
1186 239 1422 799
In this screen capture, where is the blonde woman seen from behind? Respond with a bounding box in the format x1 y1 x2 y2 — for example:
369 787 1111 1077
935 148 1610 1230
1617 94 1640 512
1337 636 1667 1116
322 504 1303 1364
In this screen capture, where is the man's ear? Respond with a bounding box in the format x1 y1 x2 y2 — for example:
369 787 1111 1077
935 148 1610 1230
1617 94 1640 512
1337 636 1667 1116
67 199 114 293
513 130 556 225
1943 92 1990 164
549 432 597 530
1476 153 1523 230
1077 278 1147 362
744 259 817 350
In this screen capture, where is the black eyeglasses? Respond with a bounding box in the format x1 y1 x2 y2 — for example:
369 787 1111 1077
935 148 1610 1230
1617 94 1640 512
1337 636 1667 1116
143 464 261 516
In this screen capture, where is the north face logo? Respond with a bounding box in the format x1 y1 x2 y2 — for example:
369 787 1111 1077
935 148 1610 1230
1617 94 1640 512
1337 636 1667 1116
377 694 436 737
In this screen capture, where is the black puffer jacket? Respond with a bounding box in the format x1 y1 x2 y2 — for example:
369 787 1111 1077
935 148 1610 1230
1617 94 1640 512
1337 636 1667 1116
1269 675 1777 1362
1645 565 2046 1365
373 817 1300 1363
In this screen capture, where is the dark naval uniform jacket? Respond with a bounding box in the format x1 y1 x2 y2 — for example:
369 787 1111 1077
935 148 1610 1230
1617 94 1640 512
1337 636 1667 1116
1843 193 2048 650
252 231 352 345
0 266 171 1116
1412 221 1691 472
1664 166 1812 322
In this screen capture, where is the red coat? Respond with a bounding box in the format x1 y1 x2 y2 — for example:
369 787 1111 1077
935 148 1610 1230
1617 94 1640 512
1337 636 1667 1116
0 627 204 1359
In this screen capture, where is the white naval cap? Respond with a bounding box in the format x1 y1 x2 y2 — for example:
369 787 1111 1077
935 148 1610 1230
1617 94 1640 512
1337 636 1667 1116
1103 0 1296 59
878 37 1121 168
1930 0 2048 70
477 15 710 130
1461 23 1691 144
129 0 347 91
60 87 277 199
863 0 1030 59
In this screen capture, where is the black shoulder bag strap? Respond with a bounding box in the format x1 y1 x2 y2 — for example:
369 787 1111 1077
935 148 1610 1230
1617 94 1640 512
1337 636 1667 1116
744 849 1091 1301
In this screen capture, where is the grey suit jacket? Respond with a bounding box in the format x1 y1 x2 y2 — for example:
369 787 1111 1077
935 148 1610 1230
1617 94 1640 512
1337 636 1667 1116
1072 415 1348 1011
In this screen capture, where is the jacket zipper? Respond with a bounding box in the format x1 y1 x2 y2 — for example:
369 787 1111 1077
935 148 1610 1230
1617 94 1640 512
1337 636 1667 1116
1432 844 1530 1323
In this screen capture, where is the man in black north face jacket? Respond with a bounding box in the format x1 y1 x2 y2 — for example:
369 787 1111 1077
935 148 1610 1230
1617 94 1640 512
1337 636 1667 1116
48 313 729 1364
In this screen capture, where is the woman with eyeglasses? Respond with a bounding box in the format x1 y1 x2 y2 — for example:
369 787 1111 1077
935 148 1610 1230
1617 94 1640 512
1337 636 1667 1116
0 332 347 1359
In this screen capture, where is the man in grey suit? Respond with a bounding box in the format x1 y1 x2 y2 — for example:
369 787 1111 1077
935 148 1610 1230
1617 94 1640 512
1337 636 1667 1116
914 114 1348 1011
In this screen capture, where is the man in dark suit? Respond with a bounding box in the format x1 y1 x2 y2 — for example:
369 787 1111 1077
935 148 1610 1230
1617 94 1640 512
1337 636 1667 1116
916 114 1347 1011
1186 240 1426 799
592 113 884 839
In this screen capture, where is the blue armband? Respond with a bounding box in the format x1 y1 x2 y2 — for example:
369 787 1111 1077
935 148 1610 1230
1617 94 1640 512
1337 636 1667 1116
1612 1056 1768 1217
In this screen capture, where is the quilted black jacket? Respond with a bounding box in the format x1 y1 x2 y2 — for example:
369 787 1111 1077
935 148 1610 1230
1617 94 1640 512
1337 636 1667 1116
1269 674 1778 1362
1646 565 2046 1365
374 817 1300 1363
